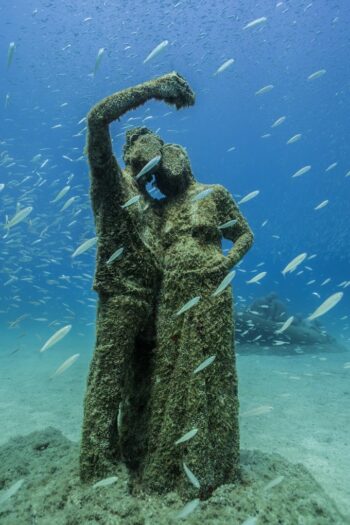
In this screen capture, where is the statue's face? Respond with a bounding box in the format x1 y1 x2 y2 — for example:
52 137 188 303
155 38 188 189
127 134 163 183
155 143 192 197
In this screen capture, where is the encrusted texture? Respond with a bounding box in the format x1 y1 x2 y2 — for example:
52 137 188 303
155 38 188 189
80 73 254 500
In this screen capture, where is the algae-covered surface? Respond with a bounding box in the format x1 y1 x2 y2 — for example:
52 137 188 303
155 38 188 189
0 427 348 525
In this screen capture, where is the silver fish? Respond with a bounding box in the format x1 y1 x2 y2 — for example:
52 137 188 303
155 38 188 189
214 58 234 75
51 353 80 378
175 296 201 316
307 292 343 321
243 17 267 30
106 247 124 265
39 324 72 353
93 476 118 489
212 270 236 296
238 190 260 204
246 271 267 284
72 237 97 257
193 355 216 374
51 185 70 203
191 188 213 202
135 155 161 180
94 47 105 76
143 40 168 64
183 463 200 488
218 219 237 230
4 207 33 229
7 42 16 68
291 166 311 178
0 479 24 506
307 69 326 81
176 498 200 519
255 85 273 95
174 428 198 445
121 195 141 208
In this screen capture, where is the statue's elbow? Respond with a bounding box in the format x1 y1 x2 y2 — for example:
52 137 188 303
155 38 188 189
87 107 104 128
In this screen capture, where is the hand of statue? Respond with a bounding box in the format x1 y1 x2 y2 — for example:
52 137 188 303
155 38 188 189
154 72 195 109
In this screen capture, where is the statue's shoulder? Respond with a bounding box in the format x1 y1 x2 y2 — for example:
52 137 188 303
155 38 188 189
209 183 232 201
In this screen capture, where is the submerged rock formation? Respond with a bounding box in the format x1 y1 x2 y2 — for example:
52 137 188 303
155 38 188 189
236 292 338 348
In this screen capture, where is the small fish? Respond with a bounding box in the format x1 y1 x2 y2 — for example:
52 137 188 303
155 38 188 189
271 116 286 128
106 247 124 265
255 85 274 96
275 316 294 334
0 479 24 506
60 196 77 211
174 428 198 445
94 47 105 76
263 475 284 491
241 405 273 417
307 292 343 321
143 40 169 63
212 270 236 296
314 200 329 210
286 134 302 144
193 355 216 374
121 195 141 208
51 185 70 203
292 165 311 178
214 58 234 75
307 69 326 81
243 17 267 30
51 354 80 378
325 162 337 172
175 296 201 316
183 463 200 488
321 278 331 286
191 188 213 202
0 183 5 192
218 219 237 230
238 190 260 204
176 498 200 519
72 237 97 257
7 42 16 68
282 253 307 275
135 155 161 180
4 207 33 229
39 324 72 353
4 93 10 109
93 476 118 489
246 271 267 284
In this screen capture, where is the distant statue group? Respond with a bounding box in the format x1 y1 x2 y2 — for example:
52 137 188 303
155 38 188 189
79 72 254 499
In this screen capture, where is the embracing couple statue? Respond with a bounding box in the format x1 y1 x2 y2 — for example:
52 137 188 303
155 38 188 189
79 72 254 500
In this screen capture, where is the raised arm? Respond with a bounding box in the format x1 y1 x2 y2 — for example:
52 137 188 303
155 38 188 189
86 72 195 176
215 186 254 268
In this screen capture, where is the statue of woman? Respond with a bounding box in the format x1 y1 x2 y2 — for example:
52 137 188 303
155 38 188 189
139 141 254 499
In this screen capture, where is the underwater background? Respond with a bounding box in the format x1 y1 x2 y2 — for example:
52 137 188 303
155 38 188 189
1 0 349 522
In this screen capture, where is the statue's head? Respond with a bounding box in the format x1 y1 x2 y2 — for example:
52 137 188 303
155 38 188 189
123 127 163 184
155 143 194 197
123 127 194 197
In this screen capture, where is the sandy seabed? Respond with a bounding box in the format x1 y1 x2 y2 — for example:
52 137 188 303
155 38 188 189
0 338 349 523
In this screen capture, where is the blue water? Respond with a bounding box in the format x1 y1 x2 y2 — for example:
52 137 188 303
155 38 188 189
1 0 350 517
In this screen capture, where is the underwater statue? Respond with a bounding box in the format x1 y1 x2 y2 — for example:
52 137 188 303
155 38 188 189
80 72 254 500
